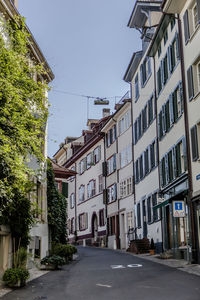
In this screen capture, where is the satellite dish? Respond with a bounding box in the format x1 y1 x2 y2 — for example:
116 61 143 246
94 98 109 105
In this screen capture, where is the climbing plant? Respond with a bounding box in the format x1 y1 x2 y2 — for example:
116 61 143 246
47 159 67 244
0 15 49 246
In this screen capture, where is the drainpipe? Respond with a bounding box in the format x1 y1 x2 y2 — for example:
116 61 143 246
153 55 164 253
129 83 136 240
74 162 78 243
103 134 108 247
177 15 196 261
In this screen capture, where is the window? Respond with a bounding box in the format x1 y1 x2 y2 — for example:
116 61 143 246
183 2 200 44
127 211 133 230
150 141 156 169
87 180 96 198
78 185 85 202
147 196 152 223
69 166 75 181
87 153 93 169
70 193 75 209
134 120 138 144
106 125 116 147
137 203 141 228
120 145 132 168
120 177 133 198
160 139 186 187
157 67 162 95
99 174 103 193
165 99 170 132
119 111 131 135
99 209 104 227
135 73 139 101
135 159 139 184
107 154 116 175
187 60 200 100
79 213 88 231
163 54 168 84
172 83 183 121
152 193 158 221
193 3 198 30
138 114 142 138
142 105 147 132
69 218 75 234
161 157 166 187
94 146 101 164
144 148 149 176
191 125 199 161
140 57 151 87
164 29 168 44
107 183 117 203
139 154 144 180
79 158 86 174
148 96 153 125
170 36 179 71
108 216 116 236
158 111 163 139
168 150 174 182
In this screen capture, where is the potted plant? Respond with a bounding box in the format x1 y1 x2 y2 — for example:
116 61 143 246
149 238 155 255
51 243 77 263
40 255 65 270
3 268 29 287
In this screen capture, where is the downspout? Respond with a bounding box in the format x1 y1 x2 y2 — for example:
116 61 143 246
177 15 196 261
130 83 136 239
153 54 164 252
74 162 78 243
103 134 108 247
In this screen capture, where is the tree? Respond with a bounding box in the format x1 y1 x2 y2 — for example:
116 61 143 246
0 16 49 246
47 160 67 244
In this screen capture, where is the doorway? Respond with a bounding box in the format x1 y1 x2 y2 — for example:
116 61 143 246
91 213 98 242
142 200 147 238
120 213 126 249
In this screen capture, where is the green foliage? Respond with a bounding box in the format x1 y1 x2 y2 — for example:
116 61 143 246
3 268 29 287
41 255 65 269
0 16 49 245
51 243 77 262
47 160 67 244
14 247 28 269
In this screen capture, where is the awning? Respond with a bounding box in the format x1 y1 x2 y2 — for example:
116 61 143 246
153 199 169 210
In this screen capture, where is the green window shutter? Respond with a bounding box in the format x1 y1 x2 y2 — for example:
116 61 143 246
176 143 182 177
173 89 178 121
191 125 199 161
183 10 190 44
187 66 194 101
62 182 68 198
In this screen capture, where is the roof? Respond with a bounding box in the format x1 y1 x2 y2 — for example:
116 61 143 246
49 158 76 179
128 1 162 29
123 51 143 83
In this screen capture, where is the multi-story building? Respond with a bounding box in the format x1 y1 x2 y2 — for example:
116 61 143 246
162 0 200 264
124 0 163 253
63 111 110 245
0 0 54 275
101 94 134 250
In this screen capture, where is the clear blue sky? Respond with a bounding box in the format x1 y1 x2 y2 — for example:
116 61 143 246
18 0 139 157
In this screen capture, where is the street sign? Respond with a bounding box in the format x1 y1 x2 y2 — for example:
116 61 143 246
173 200 185 217
196 174 200 181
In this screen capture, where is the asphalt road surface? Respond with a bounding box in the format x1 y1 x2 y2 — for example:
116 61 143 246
2 246 200 300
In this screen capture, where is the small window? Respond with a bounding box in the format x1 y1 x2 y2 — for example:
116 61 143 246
70 193 75 209
99 174 103 193
193 3 198 30
137 203 141 228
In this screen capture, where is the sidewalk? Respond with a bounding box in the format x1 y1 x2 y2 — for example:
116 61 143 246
0 267 49 298
0 254 79 298
127 252 200 277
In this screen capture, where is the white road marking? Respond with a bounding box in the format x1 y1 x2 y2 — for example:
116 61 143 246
111 265 126 269
96 284 112 288
127 264 143 268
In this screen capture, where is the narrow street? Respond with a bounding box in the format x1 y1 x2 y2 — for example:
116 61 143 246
2 247 200 300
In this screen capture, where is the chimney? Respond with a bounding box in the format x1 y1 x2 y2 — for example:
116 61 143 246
102 108 110 118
